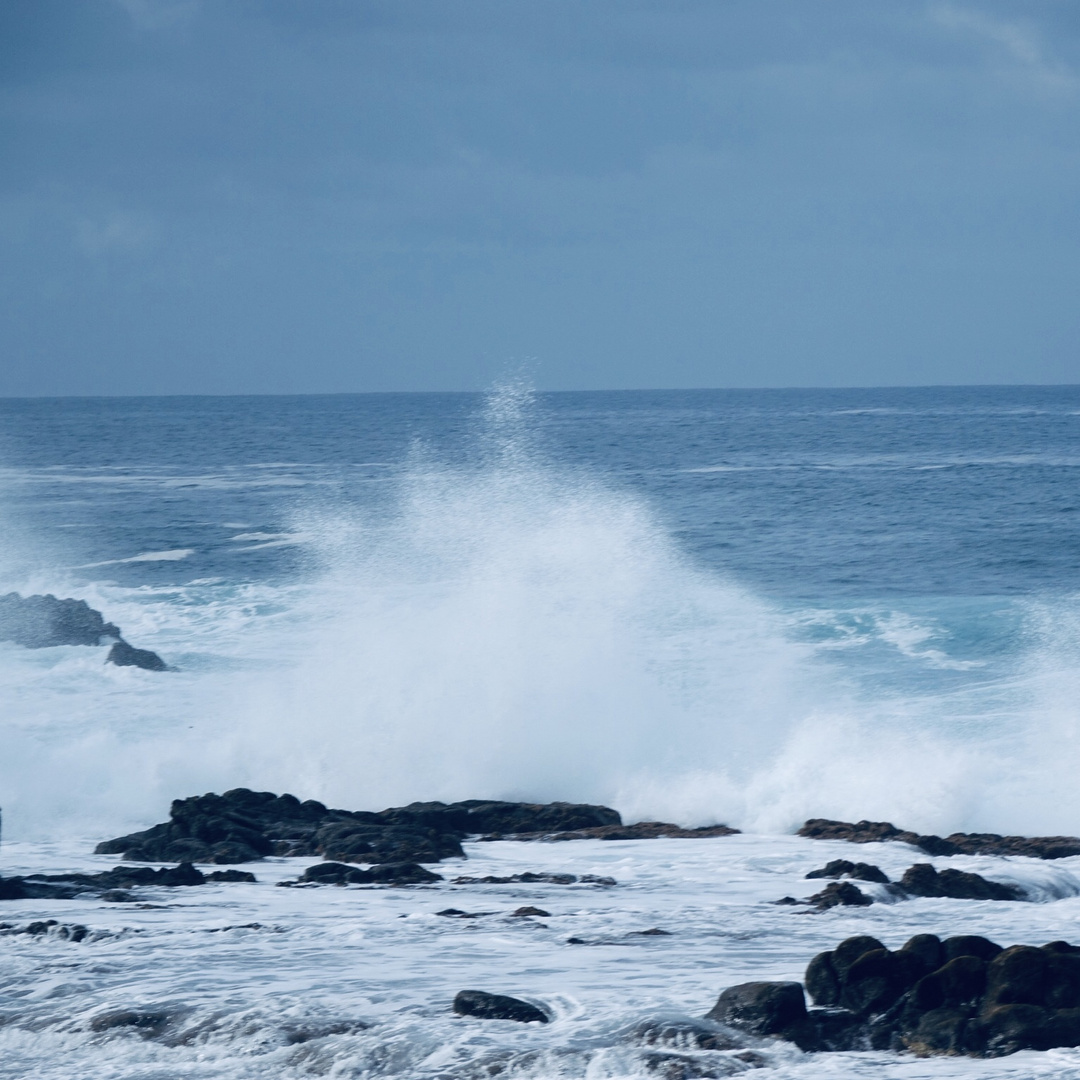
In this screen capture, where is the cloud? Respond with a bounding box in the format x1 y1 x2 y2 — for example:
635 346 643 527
933 3 1078 91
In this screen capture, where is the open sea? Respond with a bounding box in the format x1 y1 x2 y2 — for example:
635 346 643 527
4 385 1080 1078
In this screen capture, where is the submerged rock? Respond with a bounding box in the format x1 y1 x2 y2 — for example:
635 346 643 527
798 818 1080 860
493 821 739 841
716 933 1080 1057
453 990 549 1024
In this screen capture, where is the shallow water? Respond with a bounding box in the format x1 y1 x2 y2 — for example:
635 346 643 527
5 835 1080 1079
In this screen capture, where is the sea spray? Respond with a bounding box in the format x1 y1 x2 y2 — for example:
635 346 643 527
2 388 1080 840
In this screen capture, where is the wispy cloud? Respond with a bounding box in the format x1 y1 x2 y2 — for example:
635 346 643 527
933 4 1078 92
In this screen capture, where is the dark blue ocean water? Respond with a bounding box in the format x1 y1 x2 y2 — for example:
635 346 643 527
2 386 1078 598
3 386 1080 838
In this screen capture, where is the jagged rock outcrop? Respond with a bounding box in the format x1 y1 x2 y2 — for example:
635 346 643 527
713 933 1080 1056
789 860 1024 909
0 863 205 901
0 592 167 670
798 818 1080 860
94 788 627 865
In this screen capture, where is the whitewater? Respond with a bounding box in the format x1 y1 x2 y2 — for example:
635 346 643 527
3 385 1080 1077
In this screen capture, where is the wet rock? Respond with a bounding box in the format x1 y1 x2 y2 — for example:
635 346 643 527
805 952 841 1006
0 876 27 900
807 881 872 909
451 871 613 885
205 869 257 882
94 788 623 866
899 864 1022 902
501 821 740 841
90 1010 169 1035
0 592 119 648
511 906 550 917
806 859 890 883
629 1017 744 1052
106 639 167 671
630 928 672 936
298 860 440 885
943 935 1004 964
453 990 549 1023
1 863 205 901
771 933 1080 1057
798 817 1080 860
705 981 806 1036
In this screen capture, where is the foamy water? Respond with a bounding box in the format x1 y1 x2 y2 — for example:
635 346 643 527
4 387 1080 1076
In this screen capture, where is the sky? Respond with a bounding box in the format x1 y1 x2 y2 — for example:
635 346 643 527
1 0 1079 395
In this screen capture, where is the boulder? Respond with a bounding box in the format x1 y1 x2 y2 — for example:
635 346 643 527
806 859 889 883
705 981 806 1036
763 933 1080 1057
453 990 549 1023
807 881 872 909
106 640 167 671
899 864 1022 902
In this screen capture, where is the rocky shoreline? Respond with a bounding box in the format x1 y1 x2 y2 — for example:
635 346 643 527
6 795 1080 1061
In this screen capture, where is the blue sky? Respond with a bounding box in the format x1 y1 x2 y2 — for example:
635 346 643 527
2 0 1079 394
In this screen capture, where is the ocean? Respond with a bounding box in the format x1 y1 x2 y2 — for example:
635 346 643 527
3 385 1080 1078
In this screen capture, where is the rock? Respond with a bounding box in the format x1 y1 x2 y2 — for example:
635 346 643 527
106 639 167 671
781 1007 866 1052
943 936 1004 964
805 952 841 1006
628 1018 744 1051
805 859 890 883
797 818 1080 860
705 981 806 1036
0 593 168 670
511 906 550 917
630 928 672 936
93 788 624 866
453 990 549 1023
807 881 873 909
767 933 1080 1057
501 821 740 841
0 876 28 900
298 860 440 885
206 869 257 882
840 949 909 1016
897 933 944 977
89 1010 169 1034
1 863 205 900
899 864 1022 902
451 871 612 885
0 592 119 648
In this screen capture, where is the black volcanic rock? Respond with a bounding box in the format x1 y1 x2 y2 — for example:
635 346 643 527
798 817 1080 860
0 592 167 670
899 864 1023 902
94 788 626 866
806 859 890 883
721 933 1080 1057
106 639 167 671
705 981 806 1036
453 990 549 1023
0 863 207 901
0 592 119 648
